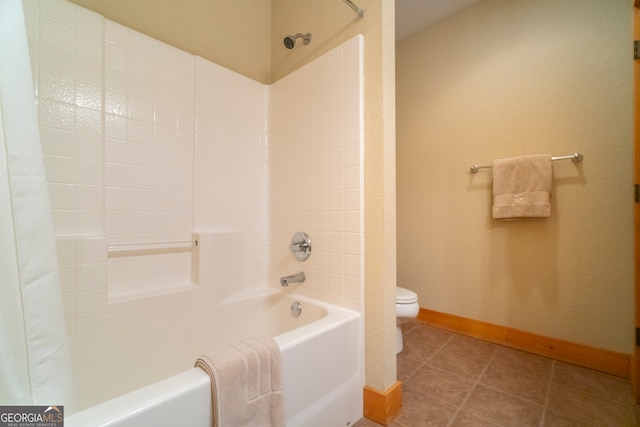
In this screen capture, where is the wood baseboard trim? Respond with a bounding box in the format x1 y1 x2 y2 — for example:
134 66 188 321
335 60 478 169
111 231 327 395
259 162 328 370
363 381 403 426
418 308 631 378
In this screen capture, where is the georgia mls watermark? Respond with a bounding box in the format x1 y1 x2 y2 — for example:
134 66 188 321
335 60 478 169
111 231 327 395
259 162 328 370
0 406 63 427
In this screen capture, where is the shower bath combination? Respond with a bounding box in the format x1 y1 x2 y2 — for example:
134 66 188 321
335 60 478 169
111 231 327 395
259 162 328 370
283 33 311 49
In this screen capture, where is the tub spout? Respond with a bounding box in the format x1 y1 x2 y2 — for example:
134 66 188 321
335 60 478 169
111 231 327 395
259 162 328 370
280 272 305 287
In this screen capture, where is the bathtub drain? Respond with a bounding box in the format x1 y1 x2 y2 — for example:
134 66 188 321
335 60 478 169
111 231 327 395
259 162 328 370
290 301 302 317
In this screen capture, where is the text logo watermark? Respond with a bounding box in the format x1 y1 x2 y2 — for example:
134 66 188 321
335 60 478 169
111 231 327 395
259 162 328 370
0 406 63 427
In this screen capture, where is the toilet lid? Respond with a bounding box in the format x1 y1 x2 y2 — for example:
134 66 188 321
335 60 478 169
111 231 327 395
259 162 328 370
396 287 418 304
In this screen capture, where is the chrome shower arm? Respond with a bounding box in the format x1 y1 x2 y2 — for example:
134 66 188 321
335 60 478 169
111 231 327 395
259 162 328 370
283 33 312 49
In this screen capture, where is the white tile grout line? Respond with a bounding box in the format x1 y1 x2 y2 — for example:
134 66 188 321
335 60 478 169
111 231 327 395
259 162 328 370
397 323 455 383
423 333 456 363
445 342 499 427
538 360 556 427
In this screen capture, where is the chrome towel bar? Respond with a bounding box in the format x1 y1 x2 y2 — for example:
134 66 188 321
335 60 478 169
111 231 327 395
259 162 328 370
470 153 583 174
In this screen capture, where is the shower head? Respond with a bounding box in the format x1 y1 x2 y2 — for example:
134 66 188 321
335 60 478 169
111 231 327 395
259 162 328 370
283 33 311 49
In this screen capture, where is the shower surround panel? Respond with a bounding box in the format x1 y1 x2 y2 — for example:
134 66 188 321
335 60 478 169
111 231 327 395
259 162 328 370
24 0 270 303
23 0 364 334
269 36 364 308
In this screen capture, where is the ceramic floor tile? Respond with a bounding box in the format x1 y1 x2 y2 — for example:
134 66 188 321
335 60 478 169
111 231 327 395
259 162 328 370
400 335 441 363
352 418 410 427
354 326 640 427
400 320 420 334
462 384 543 427
633 401 640 424
491 346 553 378
393 384 458 427
444 334 499 360
405 364 475 407
404 323 453 347
427 344 491 381
546 381 634 426
397 354 423 382
542 408 592 427
449 409 502 427
551 361 629 406
352 417 385 427
479 362 549 404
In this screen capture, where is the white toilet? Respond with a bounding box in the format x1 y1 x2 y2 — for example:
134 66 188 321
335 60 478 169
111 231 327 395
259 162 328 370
396 286 420 354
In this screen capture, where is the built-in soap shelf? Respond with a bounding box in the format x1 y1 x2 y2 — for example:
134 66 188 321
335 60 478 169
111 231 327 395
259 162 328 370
105 231 240 303
107 239 197 257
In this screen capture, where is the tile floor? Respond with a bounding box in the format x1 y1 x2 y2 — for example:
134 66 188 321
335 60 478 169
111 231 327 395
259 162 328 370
355 320 640 427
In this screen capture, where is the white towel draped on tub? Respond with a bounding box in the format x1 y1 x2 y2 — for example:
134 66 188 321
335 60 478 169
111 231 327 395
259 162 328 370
492 154 552 219
195 337 285 427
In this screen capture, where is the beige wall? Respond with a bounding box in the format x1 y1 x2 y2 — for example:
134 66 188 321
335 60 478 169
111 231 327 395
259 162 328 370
68 0 272 83
396 0 633 354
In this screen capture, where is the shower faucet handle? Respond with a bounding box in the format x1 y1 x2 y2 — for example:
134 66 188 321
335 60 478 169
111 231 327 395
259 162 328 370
289 232 311 261
289 240 309 251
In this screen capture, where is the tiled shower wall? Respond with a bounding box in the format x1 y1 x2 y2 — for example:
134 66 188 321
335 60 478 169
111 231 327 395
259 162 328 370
23 0 269 311
269 36 364 311
23 0 363 330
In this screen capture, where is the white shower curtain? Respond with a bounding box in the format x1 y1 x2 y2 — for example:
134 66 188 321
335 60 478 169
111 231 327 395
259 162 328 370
0 0 73 407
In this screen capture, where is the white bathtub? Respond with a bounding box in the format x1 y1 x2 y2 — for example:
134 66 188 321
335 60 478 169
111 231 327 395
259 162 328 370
65 290 364 427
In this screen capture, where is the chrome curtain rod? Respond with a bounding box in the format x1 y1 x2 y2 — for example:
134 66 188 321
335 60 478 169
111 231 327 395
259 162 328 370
470 153 583 173
343 0 365 17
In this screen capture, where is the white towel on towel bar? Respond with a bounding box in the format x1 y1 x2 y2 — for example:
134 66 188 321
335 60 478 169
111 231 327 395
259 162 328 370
492 154 552 219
